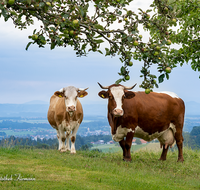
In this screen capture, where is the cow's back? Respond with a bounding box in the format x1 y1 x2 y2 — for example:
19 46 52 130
134 91 185 117
122 91 185 133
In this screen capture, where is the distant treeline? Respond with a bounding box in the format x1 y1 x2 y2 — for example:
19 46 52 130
1 127 200 150
183 126 200 149
0 135 112 150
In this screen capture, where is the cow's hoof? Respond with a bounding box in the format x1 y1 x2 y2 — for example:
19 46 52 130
123 158 132 162
159 158 166 161
177 158 184 163
60 149 67 153
70 151 76 154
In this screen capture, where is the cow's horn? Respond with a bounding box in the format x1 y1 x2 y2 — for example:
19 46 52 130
98 82 109 89
59 88 64 92
78 87 89 91
124 83 137 90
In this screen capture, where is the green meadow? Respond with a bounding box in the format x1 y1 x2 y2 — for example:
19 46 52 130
0 147 199 190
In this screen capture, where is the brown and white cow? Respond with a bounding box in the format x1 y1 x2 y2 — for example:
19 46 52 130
98 83 185 162
47 86 88 153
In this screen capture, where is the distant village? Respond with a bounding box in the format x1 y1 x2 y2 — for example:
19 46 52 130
0 126 148 145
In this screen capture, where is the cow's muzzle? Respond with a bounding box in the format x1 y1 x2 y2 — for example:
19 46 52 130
113 109 123 117
67 106 76 112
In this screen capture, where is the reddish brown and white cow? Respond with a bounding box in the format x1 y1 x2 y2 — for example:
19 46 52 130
98 83 185 162
47 86 88 153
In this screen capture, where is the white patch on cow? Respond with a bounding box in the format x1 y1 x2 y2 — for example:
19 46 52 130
56 119 80 153
110 86 124 111
57 123 67 152
112 125 134 142
157 123 176 148
63 86 78 111
134 123 176 144
156 91 179 98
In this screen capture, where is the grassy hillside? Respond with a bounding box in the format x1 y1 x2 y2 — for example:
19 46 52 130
0 147 200 190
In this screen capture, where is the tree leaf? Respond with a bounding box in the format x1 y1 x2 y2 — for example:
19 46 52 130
94 39 104 44
25 42 32 50
158 74 165 83
94 24 104 31
115 79 122 84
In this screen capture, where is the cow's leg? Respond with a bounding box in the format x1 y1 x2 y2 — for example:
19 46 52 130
70 124 80 154
174 127 184 162
58 127 67 152
56 130 62 150
65 133 71 151
123 131 134 162
159 145 169 161
119 139 126 160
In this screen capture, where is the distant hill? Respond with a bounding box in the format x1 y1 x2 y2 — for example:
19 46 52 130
0 102 107 117
0 101 199 118
0 103 49 117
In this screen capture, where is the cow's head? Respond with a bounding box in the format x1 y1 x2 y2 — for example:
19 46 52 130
98 83 136 117
54 86 88 113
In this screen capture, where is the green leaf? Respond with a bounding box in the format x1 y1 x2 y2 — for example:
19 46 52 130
158 74 165 83
50 42 56 50
120 66 126 75
94 39 104 44
25 42 32 50
166 73 169 80
115 79 122 84
95 35 103 38
94 24 104 31
105 48 110 56
98 50 103 54
39 2 45 7
127 36 132 42
27 0 31 5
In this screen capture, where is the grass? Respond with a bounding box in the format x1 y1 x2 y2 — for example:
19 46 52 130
0 147 200 189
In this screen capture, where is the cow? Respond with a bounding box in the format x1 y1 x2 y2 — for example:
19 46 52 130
47 86 88 153
98 83 185 162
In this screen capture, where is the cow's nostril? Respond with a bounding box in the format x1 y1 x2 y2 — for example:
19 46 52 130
68 106 75 112
113 109 123 116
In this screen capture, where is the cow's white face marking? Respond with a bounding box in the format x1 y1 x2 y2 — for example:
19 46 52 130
112 125 134 142
62 86 78 112
157 91 179 99
110 86 124 111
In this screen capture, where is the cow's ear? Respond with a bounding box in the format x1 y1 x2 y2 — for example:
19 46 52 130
98 91 109 99
78 91 88 98
54 91 64 98
124 91 135 99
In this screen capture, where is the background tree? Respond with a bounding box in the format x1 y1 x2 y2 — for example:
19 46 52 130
135 138 142 145
0 0 199 91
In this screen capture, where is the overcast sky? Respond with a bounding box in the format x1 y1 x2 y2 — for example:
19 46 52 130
0 0 200 105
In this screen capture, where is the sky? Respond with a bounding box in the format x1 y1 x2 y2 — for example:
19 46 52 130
0 0 200 105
